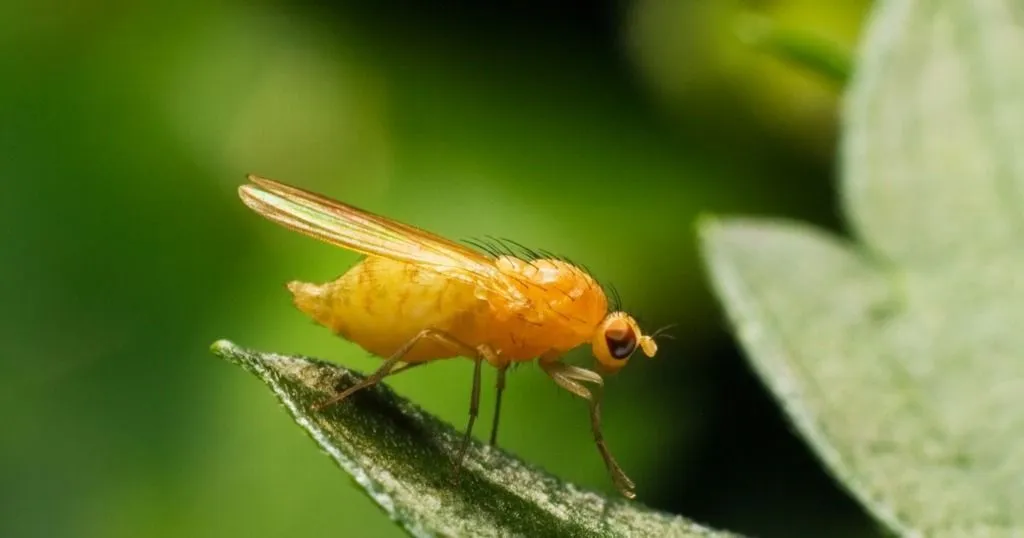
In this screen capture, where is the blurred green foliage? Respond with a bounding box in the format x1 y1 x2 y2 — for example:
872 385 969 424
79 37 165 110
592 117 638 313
1 1 876 537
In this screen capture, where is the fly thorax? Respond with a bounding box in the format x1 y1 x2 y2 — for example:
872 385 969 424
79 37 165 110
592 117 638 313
494 255 608 332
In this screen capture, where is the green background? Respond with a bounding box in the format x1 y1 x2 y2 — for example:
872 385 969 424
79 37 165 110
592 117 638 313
0 1 882 536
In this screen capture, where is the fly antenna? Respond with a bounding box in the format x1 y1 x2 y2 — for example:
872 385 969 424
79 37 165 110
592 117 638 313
650 323 678 340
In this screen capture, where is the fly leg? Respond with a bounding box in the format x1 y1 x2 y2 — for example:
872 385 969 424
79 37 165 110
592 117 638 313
381 361 426 379
488 363 509 446
540 361 636 499
312 329 498 477
454 355 483 476
312 328 472 411
453 344 500 477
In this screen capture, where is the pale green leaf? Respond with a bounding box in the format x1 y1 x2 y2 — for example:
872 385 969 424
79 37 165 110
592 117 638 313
210 340 739 538
700 0 1024 535
844 0 1024 266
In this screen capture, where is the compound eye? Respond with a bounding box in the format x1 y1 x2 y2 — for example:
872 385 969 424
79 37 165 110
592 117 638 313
604 320 637 360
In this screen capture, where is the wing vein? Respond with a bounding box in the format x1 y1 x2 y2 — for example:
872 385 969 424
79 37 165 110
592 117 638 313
238 175 527 304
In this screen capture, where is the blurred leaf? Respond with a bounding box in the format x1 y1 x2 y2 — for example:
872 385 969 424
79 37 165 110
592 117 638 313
700 0 1024 535
210 340 739 538
735 13 851 85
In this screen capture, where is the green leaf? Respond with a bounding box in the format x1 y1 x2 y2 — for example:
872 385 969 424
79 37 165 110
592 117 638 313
735 13 852 85
701 0 1024 536
210 340 739 538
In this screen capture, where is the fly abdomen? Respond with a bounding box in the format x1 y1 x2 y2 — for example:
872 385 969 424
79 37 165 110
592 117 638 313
289 256 481 361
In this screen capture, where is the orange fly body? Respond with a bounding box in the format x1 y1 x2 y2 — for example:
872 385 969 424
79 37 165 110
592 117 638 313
238 174 667 498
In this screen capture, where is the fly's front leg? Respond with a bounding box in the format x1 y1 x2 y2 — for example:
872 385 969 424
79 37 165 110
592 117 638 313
540 361 636 499
312 328 469 411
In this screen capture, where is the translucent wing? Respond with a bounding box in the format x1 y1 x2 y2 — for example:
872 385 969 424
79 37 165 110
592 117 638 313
238 175 522 300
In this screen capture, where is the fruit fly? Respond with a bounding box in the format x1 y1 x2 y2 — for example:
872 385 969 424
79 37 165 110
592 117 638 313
238 174 668 498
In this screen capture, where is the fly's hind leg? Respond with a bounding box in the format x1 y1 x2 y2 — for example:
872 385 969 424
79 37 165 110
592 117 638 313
311 328 498 478
381 361 426 379
540 361 636 499
312 328 468 411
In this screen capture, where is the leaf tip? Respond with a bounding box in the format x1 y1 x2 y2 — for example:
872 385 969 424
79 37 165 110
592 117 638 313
694 212 722 233
697 216 801 270
695 213 731 247
210 339 244 365
699 216 782 244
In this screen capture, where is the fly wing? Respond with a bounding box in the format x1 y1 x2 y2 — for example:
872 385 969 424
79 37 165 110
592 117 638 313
239 175 523 300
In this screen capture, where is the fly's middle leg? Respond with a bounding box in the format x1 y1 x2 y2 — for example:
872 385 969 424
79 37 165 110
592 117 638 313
453 343 499 478
489 363 509 446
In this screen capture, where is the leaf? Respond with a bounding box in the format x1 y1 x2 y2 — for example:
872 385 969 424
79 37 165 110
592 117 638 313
700 0 1024 536
734 12 852 85
209 340 739 538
